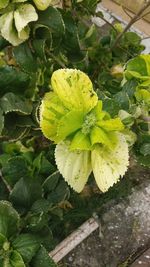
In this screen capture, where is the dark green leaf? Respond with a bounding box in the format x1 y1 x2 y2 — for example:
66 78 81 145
0 36 9 50
32 152 43 174
100 35 111 46
0 177 9 200
0 93 32 115
138 133 150 144
38 7 65 47
32 26 52 60
43 171 60 193
136 154 150 167
3 125 30 142
40 157 55 175
34 227 54 251
0 154 11 167
124 32 141 46
26 212 49 232
114 91 129 111
103 98 120 117
32 245 57 267
61 10 86 62
0 201 20 238
2 156 30 188
0 258 4 266
138 121 149 132
77 0 99 14
140 143 150 156
10 177 42 210
0 107 4 135
32 39 47 60
12 234 40 263
13 42 37 73
38 7 65 35
32 153 55 176
16 116 36 128
31 199 50 214
48 180 70 204
122 80 137 98
0 66 30 96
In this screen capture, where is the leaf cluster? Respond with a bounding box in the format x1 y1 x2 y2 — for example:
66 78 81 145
0 1 149 266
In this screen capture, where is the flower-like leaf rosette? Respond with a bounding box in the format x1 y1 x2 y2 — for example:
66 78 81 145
40 69 129 193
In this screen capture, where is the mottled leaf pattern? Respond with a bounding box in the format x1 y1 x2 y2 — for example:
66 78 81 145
55 142 92 192
91 134 129 192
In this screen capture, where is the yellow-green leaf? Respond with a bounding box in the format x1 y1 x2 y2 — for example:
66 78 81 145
125 55 150 81
10 250 25 267
90 126 117 149
33 0 52 10
135 89 150 106
92 101 109 121
57 110 84 141
0 0 9 9
97 118 124 132
70 131 91 151
40 92 68 142
51 69 98 112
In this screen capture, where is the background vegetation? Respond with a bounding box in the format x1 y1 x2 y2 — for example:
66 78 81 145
0 0 149 266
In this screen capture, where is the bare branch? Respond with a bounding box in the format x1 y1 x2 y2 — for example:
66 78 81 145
122 6 133 19
95 12 117 32
111 0 150 50
135 10 150 22
142 36 150 40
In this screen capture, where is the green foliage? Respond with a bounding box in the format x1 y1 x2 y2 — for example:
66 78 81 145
2 156 29 187
0 93 32 115
0 200 57 266
123 54 150 167
0 107 4 134
13 43 38 73
32 245 57 267
0 66 30 95
0 201 19 238
0 139 68 264
0 0 149 266
12 234 40 263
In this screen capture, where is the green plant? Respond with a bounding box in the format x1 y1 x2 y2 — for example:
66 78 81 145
0 201 57 266
0 0 149 266
40 69 129 192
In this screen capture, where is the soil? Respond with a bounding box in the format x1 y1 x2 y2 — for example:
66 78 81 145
59 163 150 267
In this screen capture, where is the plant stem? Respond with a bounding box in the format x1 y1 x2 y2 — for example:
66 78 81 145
48 52 66 68
122 6 133 19
0 172 12 193
96 14 117 32
142 36 150 40
111 0 150 50
135 10 150 22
